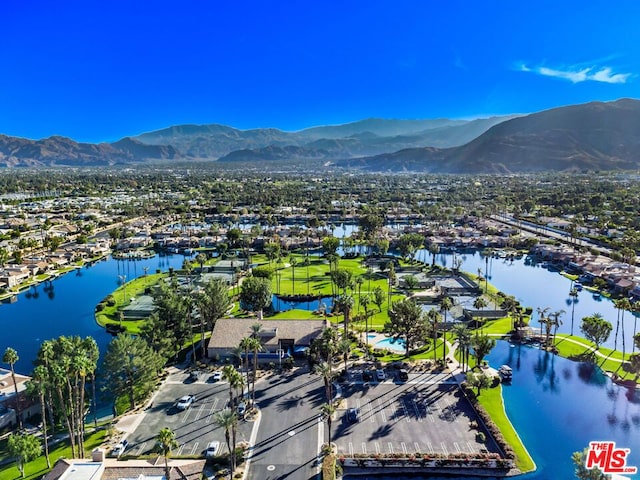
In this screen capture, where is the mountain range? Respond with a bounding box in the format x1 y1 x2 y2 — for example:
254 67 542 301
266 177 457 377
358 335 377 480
1 98 639 173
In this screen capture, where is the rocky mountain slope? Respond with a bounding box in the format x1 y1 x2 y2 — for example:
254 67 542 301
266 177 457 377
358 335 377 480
341 99 640 173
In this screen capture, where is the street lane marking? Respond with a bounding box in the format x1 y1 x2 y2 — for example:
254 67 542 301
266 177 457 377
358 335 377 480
191 442 199 455
414 442 420 453
177 443 186 455
205 398 219 423
425 401 434 423
466 441 475 453
375 442 381 454
367 400 375 423
441 442 448 455
388 442 394 454
401 399 410 422
349 442 354 457
412 399 423 422
362 443 367 455
401 442 407 454
194 404 206 421
181 410 190 424
377 399 387 422
316 415 324 477
427 441 434 454
454 442 461 453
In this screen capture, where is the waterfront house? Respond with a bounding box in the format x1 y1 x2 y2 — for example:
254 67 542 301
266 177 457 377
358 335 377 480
0 367 38 430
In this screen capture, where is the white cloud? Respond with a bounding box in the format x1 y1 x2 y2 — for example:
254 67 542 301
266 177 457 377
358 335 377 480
519 63 631 84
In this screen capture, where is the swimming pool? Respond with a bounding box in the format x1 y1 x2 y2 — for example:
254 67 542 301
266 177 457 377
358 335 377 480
375 337 406 352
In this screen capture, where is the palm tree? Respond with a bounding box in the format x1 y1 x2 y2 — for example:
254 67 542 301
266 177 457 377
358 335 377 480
471 332 496 368
615 297 632 360
472 296 488 327
303 256 311 296
429 243 440 267
536 306 550 338
338 337 351 373
426 309 441 362
360 294 371 347
440 296 453 363
335 294 355 337
568 287 579 335
247 337 262 404
550 309 565 348
214 408 238 478
30 366 50 467
321 403 336 447
315 361 335 403
452 324 472 372
290 255 297 294
156 427 178 480
222 365 240 407
239 337 252 390
3 347 22 430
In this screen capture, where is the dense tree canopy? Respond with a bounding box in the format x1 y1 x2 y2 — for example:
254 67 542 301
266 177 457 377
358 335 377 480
384 298 429 356
102 334 164 411
580 314 612 350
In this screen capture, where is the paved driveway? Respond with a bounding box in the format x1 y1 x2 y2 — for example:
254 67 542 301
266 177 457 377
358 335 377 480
334 377 499 458
124 369 254 458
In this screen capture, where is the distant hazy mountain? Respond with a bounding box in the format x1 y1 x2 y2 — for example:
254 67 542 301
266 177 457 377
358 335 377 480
135 116 513 159
3 100 639 171
341 99 640 173
0 135 180 167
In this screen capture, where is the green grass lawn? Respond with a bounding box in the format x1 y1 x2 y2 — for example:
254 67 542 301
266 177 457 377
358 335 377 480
476 385 536 473
0 430 108 480
554 334 635 380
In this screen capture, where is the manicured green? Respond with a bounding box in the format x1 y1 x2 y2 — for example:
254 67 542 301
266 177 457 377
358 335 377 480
554 334 635 380
0 430 108 480
476 385 536 473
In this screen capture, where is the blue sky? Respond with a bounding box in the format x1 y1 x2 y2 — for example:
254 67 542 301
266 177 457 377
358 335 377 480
2 0 639 142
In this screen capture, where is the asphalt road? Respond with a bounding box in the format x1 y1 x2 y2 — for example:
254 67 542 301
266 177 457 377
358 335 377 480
247 369 326 480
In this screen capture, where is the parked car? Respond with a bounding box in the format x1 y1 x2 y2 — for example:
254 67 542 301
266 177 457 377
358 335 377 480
205 441 220 458
237 402 247 416
210 371 223 382
347 408 360 423
110 439 129 457
376 369 386 381
398 369 409 381
189 370 202 381
176 394 196 410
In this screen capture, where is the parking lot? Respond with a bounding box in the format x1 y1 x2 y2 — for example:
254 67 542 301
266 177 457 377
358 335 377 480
124 369 255 458
333 377 499 458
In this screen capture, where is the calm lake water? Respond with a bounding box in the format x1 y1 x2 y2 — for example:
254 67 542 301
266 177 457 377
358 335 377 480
435 250 639 352
0 253 187 374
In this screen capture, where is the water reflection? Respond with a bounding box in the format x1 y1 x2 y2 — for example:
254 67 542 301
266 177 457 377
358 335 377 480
488 341 640 479
431 251 636 351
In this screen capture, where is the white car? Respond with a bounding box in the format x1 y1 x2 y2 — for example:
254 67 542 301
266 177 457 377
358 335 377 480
110 439 129 457
175 394 195 410
205 441 220 458
376 369 386 381
210 371 223 382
